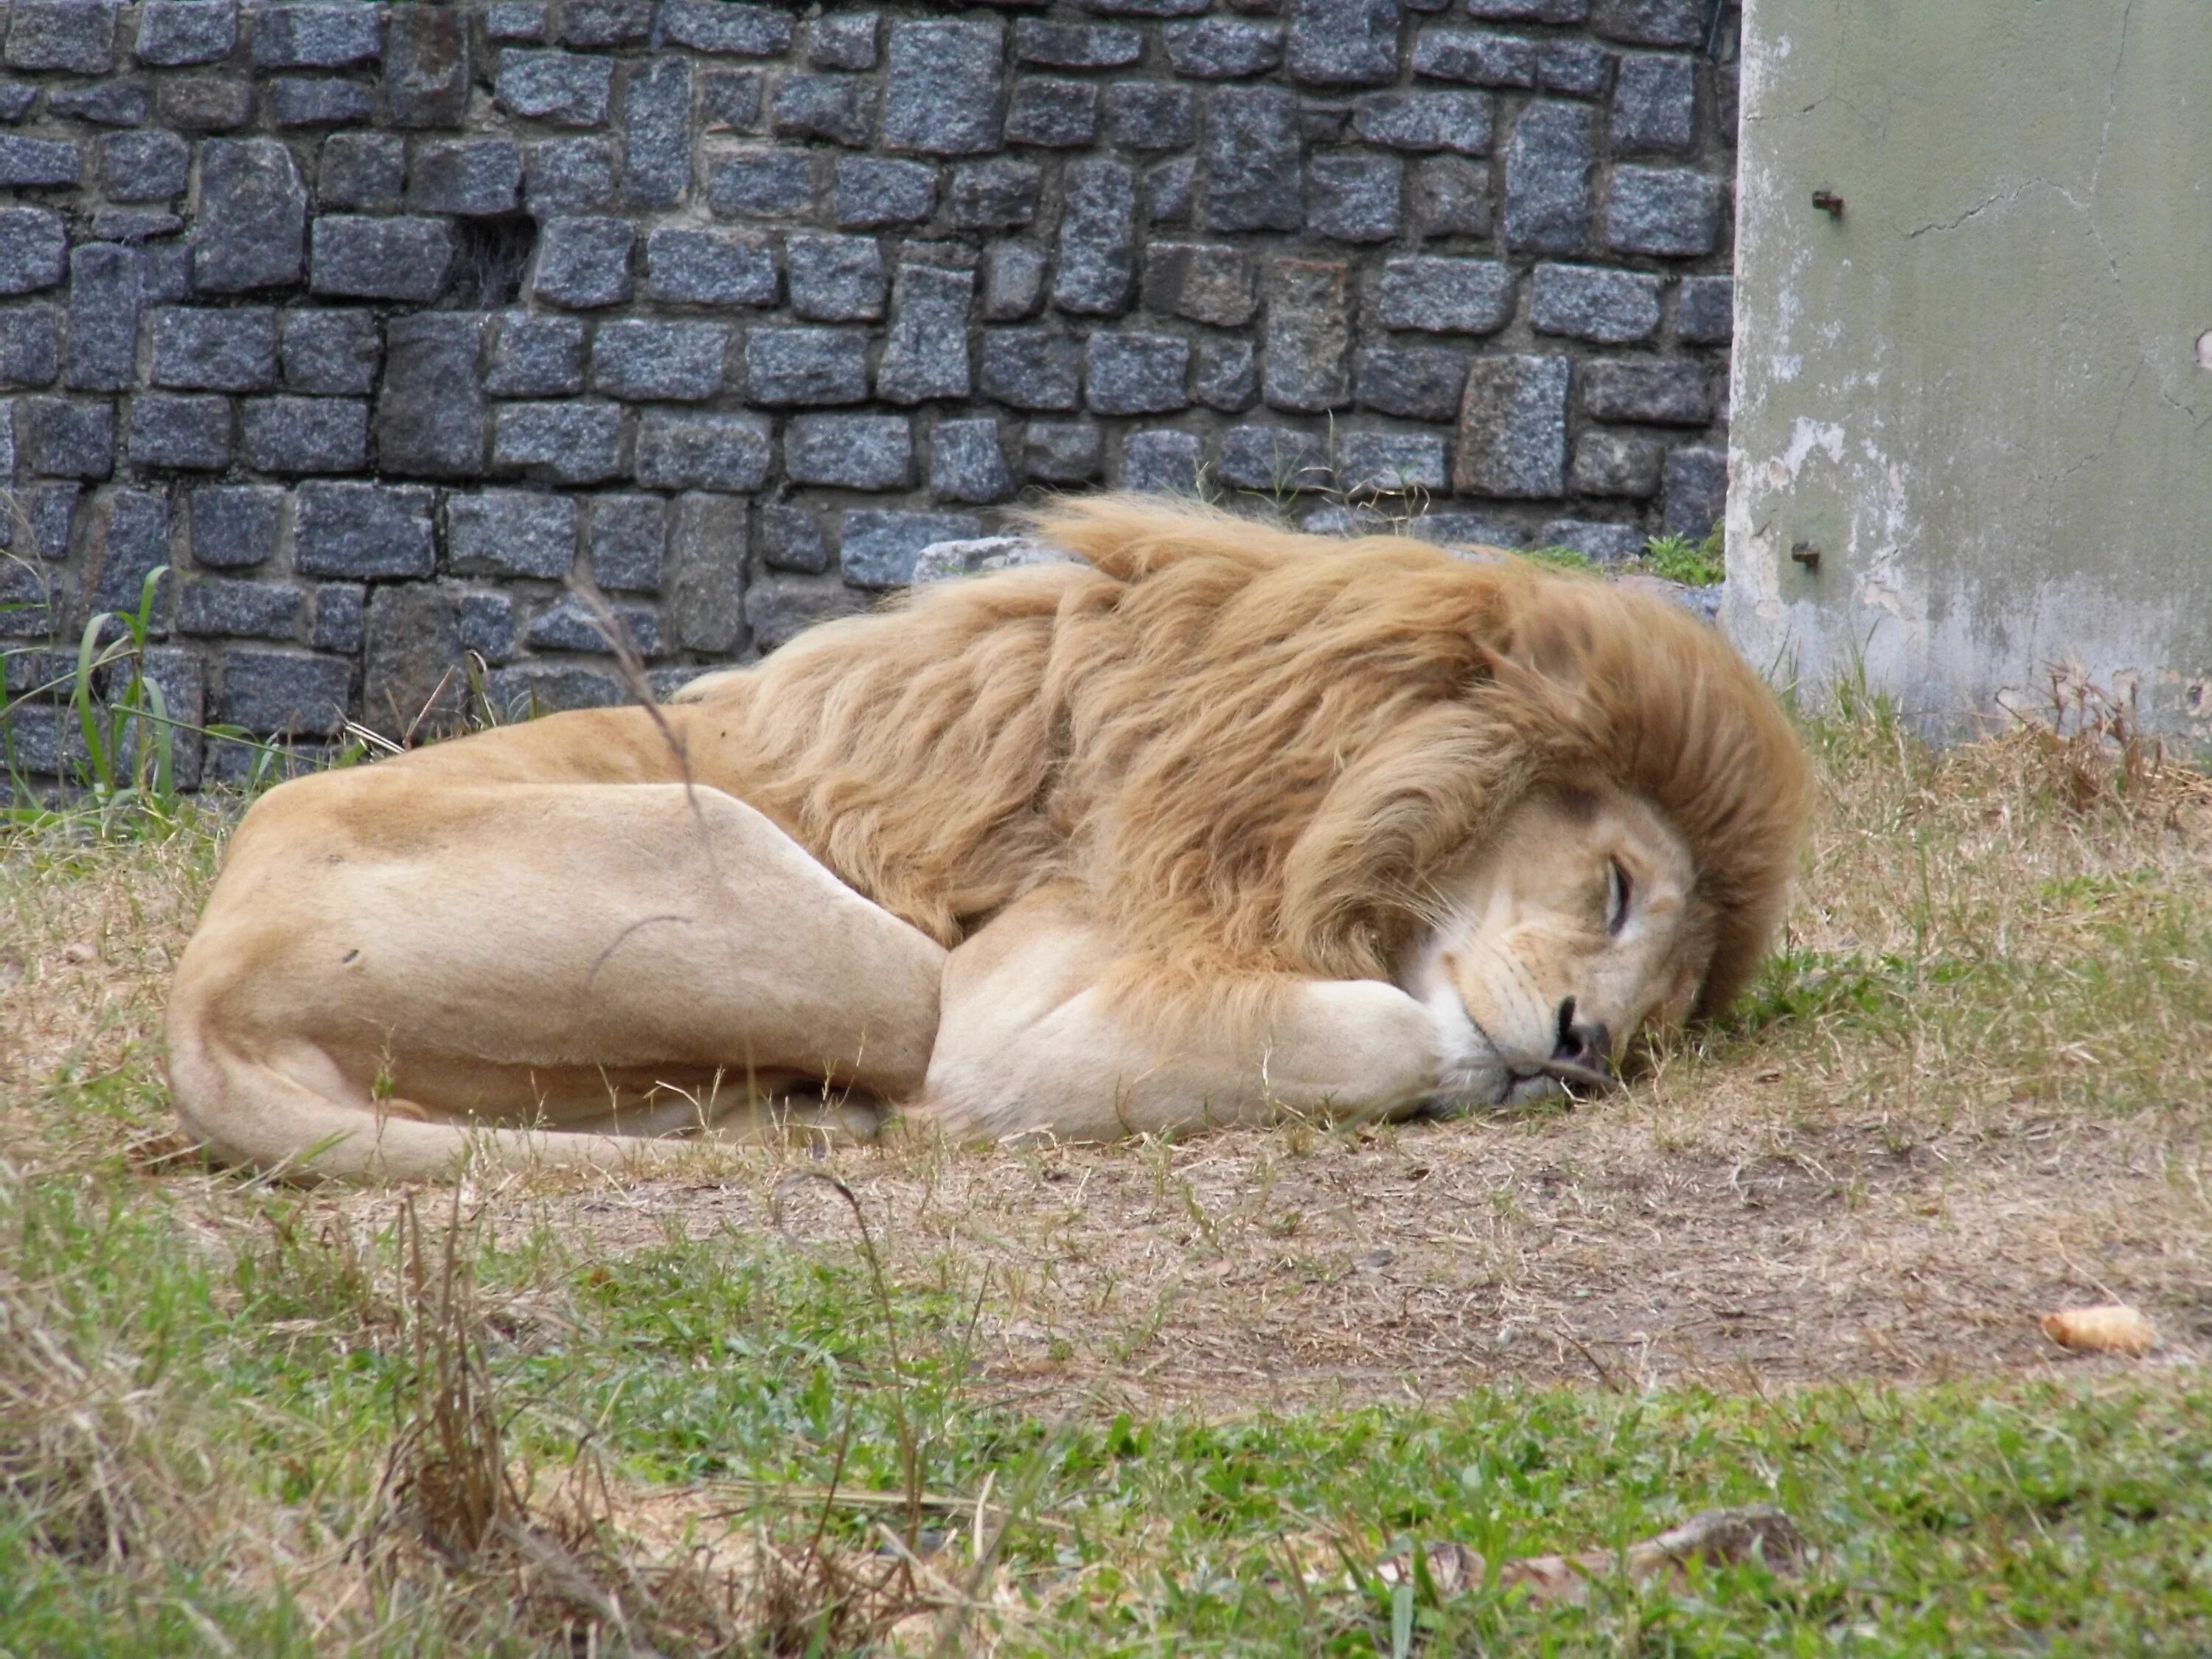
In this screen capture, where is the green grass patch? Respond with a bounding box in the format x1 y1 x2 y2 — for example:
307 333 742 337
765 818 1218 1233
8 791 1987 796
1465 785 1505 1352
4 1165 2211 1656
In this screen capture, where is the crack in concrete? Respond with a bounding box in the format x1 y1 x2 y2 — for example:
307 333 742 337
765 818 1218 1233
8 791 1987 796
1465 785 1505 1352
2089 0 2138 200
1905 181 2037 239
2053 362 2144 486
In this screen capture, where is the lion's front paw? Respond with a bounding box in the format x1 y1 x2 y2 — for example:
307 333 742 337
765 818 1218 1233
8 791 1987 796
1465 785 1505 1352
1418 981 1513 1115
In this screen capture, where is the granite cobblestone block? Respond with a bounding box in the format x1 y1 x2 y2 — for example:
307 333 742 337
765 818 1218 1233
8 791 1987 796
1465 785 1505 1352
744 327 869 406
1054 157 1137 314
1357 345 1469 420
495 48 614 125
1579 358 1711 423
1503 100 1594 252
633 408 771 490
1121 428 1203 495
587 494 666 591
253 5 383 69
532 216 635 307
811 13 881 72
88 489 171 615
590 319 730 401
492 400 625 483
0 0 1732 771
1103 82 1194 150
64 245 142 392
134 1 238 67
0 134 81 186
526 136 617 211
1008 77 1099 148
448 489 578 578
271 78 375 128
7 1 118 73
759 503 830 572
243 394 367 473
1164 20 1284 80
1017 21 1142 69
835 158 936 228
1568 429 1664 496
644 229 779 306
1677 274 1733 344
406 139 523 216
310 215 455 300
773 74 875 148
787 234 888 321
1308 153 1402 242
1454 354 1569 496
319 133 405 209
1606 164 1722 255
385 6 470 128
485 313 585 395
878 265 974 404
1217 424 1328 491
188 485 282 568
1340 430 1448 493
24 397 116 478
981 329 1082 411
1612 52 1695 153
102 131 189 200
1353 91 1493 153
52 78 149 126
280 310 380 395
0 309 61 387
1530 261 1663 343
195 139 309 292
293 480 434 578
156 72 253 131
1023 420 1100 483
128 392 232 470
1085 332 1189 414
623 57 692 207
219 649 352 736
377 313 486 478
1661 444 1725 539
705 149 815 218
786 413 912 490
883 20 1004 157
929 418 1012 504
0 209 68 294
178 577 302 640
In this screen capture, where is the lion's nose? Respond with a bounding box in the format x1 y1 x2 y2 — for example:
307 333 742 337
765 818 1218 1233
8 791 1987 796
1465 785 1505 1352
1552 999 1613 1074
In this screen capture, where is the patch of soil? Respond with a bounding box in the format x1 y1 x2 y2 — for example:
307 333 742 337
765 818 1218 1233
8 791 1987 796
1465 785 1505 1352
399 1091 2212 1411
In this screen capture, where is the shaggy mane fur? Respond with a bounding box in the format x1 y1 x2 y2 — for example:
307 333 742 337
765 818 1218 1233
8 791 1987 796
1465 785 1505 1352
675 496 1812 1029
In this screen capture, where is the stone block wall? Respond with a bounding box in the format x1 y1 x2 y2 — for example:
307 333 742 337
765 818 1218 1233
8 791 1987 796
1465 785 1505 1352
0 0 1737 784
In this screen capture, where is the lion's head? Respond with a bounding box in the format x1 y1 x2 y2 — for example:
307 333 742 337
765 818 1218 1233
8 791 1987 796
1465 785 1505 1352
1407 782 1703 1105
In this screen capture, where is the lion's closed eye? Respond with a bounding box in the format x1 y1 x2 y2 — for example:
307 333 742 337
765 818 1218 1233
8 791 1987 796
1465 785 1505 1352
1606 860 1632 934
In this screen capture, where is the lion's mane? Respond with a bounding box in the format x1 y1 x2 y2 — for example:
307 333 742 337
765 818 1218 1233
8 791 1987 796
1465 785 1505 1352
677 496 1812 1027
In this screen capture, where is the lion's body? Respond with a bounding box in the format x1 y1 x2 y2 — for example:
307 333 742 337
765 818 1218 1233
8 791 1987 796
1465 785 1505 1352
167 499 1812 1179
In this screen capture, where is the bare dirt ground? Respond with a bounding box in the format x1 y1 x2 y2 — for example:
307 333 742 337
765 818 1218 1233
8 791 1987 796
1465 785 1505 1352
361 1090 2201 1415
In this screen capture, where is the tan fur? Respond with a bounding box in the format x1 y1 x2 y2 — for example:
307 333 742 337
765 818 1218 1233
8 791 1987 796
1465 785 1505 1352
678 495 1810 1026
167 497 1812 1178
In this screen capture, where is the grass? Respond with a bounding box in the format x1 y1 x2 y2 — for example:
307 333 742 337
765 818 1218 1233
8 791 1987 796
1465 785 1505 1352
3 684 2210 1653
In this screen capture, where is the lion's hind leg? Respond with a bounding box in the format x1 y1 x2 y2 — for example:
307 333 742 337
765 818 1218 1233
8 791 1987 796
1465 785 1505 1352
167 775 946 1180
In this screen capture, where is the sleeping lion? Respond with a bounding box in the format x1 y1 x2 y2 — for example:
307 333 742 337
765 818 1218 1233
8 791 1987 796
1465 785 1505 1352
167 498 1812 1180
